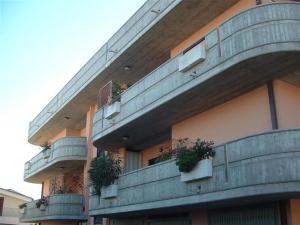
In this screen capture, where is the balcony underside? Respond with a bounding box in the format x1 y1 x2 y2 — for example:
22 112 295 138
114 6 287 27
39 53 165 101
89 129 300 217
25 160 85 183
28 0 239 145
20 194 87 223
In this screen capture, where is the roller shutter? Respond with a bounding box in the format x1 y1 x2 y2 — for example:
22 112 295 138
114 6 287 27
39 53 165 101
209 204 281 225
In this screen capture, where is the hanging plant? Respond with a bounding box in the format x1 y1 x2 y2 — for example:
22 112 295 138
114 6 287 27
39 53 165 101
88 153 121 198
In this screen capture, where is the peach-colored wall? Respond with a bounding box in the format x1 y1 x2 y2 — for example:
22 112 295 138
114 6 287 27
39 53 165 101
170 0 256 57
172 86 272 145
142 140 171 167
287 199 300 225
83 104 97 217
48 128 82 144
273 80 300 129
191 211 208 225
42 179 50 196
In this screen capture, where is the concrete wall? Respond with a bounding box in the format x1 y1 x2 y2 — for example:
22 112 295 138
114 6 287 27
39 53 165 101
20 194 86 222
172 85 271 144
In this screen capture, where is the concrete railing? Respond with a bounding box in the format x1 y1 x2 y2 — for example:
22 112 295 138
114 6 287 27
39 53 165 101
24 137 87 181
93 3 300 143
28 0 181 141
19 194 86 222
89 129 300 216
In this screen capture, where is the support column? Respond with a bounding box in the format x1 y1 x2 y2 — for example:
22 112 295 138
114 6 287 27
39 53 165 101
191 211 208 225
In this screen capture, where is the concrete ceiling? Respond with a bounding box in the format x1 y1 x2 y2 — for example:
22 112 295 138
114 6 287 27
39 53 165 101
30 0 239 145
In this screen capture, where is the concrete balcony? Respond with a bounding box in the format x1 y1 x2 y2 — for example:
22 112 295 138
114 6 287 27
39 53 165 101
19 194 86 222
28 0 239 145
24 137 87 183
89 128 300 217
93 3 300 149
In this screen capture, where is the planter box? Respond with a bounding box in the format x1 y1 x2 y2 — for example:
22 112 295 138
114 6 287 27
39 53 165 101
20 208 26 214
39 204 46 211
180 158 213 182
43 150 51 159
101 184 118 199
179 41 206 72
104 101 121 119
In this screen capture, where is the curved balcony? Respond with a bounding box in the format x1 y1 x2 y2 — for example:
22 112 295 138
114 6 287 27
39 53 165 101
19 194 86 222
24 137 87 183
89 128 300 216
93 3 300 149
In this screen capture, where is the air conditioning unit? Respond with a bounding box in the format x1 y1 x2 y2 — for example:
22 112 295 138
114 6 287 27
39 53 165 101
179 41 206 72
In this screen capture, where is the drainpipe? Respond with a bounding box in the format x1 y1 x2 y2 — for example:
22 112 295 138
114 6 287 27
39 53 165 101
267 81 278 130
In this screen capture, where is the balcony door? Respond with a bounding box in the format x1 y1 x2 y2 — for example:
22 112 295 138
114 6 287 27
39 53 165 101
124 150 142 173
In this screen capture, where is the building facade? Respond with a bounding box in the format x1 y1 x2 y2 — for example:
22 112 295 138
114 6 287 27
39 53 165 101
0 188 32 225
21 0 300 225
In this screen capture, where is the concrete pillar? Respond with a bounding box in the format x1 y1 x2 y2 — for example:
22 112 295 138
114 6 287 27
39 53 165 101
83 104 97 224
191 211 208 225
287 199 300 225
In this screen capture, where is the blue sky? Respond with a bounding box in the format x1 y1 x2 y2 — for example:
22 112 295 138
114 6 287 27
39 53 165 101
0 0 145 199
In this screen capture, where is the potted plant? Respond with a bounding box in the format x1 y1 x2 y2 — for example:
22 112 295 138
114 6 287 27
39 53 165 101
36 196 48 211
41 144 51 159
19 203 27 214
89 152 121 200
175 139 215 182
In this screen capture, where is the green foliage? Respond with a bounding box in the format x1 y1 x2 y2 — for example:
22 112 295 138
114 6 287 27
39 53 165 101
35 196 48 208
88 154 121 197
154 151 172 164
19 203 27 209
112 83 122 97
40 144 51 152
176 149 198 172
175 139 214 173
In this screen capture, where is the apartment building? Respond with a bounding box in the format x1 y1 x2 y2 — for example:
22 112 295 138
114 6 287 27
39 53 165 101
21 0 300 225
0 188 32 225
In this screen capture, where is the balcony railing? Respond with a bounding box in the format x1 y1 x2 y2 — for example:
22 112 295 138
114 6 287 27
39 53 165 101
24 137 87 182
19 194 86 222
89 128 300 216
93 3 300 147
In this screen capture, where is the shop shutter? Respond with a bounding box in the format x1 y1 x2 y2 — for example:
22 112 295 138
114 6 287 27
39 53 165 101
209 204 281 225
